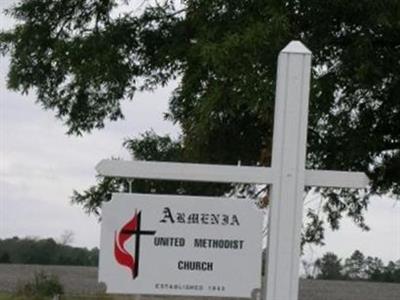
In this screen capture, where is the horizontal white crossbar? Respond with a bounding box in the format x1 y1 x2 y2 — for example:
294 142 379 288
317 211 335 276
305 170 369 189
96 159 274 184
96 160 369 188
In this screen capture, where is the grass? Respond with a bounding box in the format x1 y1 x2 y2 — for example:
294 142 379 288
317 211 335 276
0 292 14 300
0 292 34 300
0 292 37 300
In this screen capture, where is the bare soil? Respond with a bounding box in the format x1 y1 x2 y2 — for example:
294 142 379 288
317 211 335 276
0 264 399 300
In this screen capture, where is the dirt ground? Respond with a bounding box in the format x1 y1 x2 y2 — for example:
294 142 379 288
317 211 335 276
0 264 399 300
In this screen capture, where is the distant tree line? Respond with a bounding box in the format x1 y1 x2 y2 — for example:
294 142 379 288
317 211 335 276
0 237 98 266
303 250 400 283
2 237 398 284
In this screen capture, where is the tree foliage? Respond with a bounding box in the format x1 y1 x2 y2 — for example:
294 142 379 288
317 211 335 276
313 250 400 283
72 131 232 215
315 252 343 280
0 237 99 266
343 249 366 279
1 0 400 244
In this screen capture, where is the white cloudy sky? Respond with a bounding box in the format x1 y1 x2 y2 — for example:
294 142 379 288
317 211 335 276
0 1 399 265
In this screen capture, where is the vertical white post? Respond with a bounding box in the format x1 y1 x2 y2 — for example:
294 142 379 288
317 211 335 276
264 41 312 300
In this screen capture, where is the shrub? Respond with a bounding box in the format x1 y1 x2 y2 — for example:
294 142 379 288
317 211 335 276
16 271 64 299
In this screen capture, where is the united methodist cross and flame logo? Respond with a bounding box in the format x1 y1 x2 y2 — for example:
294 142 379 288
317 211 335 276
114 210 156 279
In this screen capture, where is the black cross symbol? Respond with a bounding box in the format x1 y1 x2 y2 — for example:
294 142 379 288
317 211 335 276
121 211 156 279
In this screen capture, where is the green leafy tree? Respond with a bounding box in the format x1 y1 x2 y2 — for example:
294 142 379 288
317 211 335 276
382 260 400 283
393 260 400 282
0 252 11 263
71 130 231 215
1 0 400 244
364 256 385 282
0 237 99 266
343 250 366 280
315 252 343 280
311 252 400 283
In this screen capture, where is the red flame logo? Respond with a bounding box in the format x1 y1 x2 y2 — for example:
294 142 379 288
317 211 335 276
114 210 156 279
114 211 138 277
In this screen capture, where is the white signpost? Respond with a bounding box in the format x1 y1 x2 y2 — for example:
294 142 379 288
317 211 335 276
99 193 263 297
97 41 369 300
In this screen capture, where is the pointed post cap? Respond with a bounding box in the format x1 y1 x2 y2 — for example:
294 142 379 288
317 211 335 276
280 40 311 55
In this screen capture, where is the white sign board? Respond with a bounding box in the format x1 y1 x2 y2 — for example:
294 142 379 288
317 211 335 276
99 193 263 298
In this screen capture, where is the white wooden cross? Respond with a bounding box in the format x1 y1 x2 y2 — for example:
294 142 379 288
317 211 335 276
96 41 369 300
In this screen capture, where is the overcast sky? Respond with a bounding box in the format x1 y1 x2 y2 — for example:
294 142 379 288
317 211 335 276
0 1 399 266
